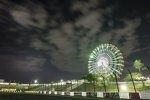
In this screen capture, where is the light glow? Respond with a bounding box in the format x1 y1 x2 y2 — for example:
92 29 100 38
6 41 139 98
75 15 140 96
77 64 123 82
34 80 38 84
97 57 109 67
120 84 128 92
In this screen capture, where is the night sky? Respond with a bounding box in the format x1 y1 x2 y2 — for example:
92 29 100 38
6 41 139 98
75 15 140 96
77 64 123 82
0 0 150 83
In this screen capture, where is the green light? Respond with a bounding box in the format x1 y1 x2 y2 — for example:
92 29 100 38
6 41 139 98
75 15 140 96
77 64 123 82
90 54 94 58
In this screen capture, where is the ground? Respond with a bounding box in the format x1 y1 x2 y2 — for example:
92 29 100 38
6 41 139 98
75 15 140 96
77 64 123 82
0 93 125 100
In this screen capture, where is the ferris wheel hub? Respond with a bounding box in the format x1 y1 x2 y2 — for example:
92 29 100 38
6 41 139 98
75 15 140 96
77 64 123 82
97 57 109 67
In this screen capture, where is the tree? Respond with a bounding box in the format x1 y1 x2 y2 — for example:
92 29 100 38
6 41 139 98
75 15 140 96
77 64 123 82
81 74 87 92
87 73 99 92
124 72 142 81
133 59 145 86
107 75 116 82
133 59 145 73
86 73 98 83
81 73 99 92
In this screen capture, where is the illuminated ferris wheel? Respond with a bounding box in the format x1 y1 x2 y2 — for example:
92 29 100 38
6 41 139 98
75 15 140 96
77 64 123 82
88 43 124 77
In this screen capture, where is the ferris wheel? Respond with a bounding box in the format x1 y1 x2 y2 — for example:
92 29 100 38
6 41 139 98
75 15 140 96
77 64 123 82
88 43 124 77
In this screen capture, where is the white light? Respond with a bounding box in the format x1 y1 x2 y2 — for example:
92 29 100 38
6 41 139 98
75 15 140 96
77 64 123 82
60 79 63 82
60 79 65 85
34 80 38 84
120 84 128 92
97 57 109 67
96 57 111 74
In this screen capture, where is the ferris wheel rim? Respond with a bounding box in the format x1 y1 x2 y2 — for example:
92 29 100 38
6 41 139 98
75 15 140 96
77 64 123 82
88 43 124 77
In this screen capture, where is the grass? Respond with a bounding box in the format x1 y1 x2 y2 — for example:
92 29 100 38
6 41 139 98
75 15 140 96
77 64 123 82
27 82 150 92
71 83 150 92
2 83 150 100
1 82 149 100
3 82 150 92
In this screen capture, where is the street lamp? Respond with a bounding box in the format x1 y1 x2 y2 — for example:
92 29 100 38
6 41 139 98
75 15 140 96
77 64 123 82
34 80 38 84
60 79 63 91
60 79 63 82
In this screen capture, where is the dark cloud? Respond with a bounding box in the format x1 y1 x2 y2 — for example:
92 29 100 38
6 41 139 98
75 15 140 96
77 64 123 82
10 4 47 28
0 0 150 82
28 0 142 73
0 54 46 72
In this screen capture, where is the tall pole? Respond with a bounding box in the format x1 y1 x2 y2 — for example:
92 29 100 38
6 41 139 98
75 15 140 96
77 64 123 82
146 66 150 72
50 83 52 90
66 82 67 91
93 81 96 92
113 73 119 92
77 80 79 92
71 80 72 91
57 82 58 91
61 83 62 91
101 75 106 92
128 69 136 92
84 79 86 92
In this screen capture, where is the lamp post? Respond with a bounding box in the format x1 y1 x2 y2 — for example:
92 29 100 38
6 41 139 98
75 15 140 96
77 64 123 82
57 82 58 91
60 79 63 91
66 82 67 91
71 80 72 91
77 80 79 92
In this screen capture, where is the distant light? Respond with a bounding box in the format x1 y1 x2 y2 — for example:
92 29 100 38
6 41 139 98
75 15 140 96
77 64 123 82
60 79 65 85
60 79 63 82
34 80 38 84
120 84 128 92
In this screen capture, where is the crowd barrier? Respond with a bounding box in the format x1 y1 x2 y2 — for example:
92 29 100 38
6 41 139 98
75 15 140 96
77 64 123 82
0 90 150 99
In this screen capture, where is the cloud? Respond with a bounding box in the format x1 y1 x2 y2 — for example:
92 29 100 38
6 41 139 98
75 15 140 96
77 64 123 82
134 46 150 54
111 18 141 57
14 56 46 72
0 55 46 72
10 3 47 28
71 0 102 14
8 0 142 73
30 35 50 50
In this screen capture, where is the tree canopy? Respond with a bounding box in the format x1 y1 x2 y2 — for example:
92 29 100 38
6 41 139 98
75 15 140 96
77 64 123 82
133 59 145 72
81 73 99 82
124 72 142 81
